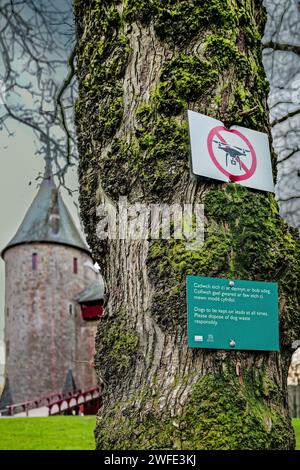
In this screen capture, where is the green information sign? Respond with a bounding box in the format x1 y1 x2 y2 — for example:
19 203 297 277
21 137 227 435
187 276 279 351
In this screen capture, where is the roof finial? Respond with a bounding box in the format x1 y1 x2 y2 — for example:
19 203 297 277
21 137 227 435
44 128 53 182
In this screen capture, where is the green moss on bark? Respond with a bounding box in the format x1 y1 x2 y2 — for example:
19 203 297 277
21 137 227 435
96 365 294 450
124 0 236 45
75 0 270 204
94 310 139 389
147 185 300 335
179 369 294 450
75 2 129 143
98 114 189 201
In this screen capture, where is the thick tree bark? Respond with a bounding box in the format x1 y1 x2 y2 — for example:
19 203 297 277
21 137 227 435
74 0 300 449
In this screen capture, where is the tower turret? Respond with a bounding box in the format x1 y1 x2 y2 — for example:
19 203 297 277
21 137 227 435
0 163 102 407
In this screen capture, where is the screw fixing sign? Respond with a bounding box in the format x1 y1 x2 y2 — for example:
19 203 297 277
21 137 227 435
188 110 274 192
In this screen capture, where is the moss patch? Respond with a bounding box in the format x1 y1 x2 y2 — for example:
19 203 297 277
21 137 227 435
96 366 294 450
179 369 293 450
94 310 139 390
147 185 300 335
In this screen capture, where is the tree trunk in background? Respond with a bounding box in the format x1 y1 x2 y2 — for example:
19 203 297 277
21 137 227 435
74 0 300 449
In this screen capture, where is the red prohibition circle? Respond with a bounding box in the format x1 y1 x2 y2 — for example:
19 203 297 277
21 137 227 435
207 126 257 182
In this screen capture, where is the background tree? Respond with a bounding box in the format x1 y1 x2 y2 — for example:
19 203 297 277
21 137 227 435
264 0 300 228
0 0 76 185
74 0 300 450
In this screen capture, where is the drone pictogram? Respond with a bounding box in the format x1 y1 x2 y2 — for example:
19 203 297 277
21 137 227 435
212 139 251 170
207 126 257 182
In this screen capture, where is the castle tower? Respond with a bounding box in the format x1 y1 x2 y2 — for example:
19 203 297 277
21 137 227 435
0 164 101 407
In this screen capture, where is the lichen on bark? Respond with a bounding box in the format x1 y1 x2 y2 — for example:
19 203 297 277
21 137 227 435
74 0 300 449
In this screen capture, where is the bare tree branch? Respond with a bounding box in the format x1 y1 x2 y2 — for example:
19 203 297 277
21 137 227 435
271 108 300 126
0 0 77 185
263 0 300 230
264 41 300 55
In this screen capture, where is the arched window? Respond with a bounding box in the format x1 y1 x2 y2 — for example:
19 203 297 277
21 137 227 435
32 253 38 270
73 257 78 274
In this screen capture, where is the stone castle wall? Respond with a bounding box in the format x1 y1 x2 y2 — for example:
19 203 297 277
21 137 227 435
74 308 98 391
288 349 300 386
3 242 97 404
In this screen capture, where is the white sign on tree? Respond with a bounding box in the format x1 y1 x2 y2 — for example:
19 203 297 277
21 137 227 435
188 110 275 192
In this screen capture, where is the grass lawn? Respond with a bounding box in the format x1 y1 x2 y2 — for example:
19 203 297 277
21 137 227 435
294 418 300 450
0 416 96 450
0 416 299 450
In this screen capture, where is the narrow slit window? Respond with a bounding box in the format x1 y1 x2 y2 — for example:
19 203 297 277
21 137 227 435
32 253 38 270
73 257 78 274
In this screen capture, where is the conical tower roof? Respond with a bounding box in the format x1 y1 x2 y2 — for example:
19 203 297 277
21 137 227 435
1 167 90 258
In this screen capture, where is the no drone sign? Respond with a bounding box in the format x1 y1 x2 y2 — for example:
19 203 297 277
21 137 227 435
208 126 257 182
188 110 275 192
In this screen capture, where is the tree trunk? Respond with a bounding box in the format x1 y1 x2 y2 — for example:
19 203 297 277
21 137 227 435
74 0 300 450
